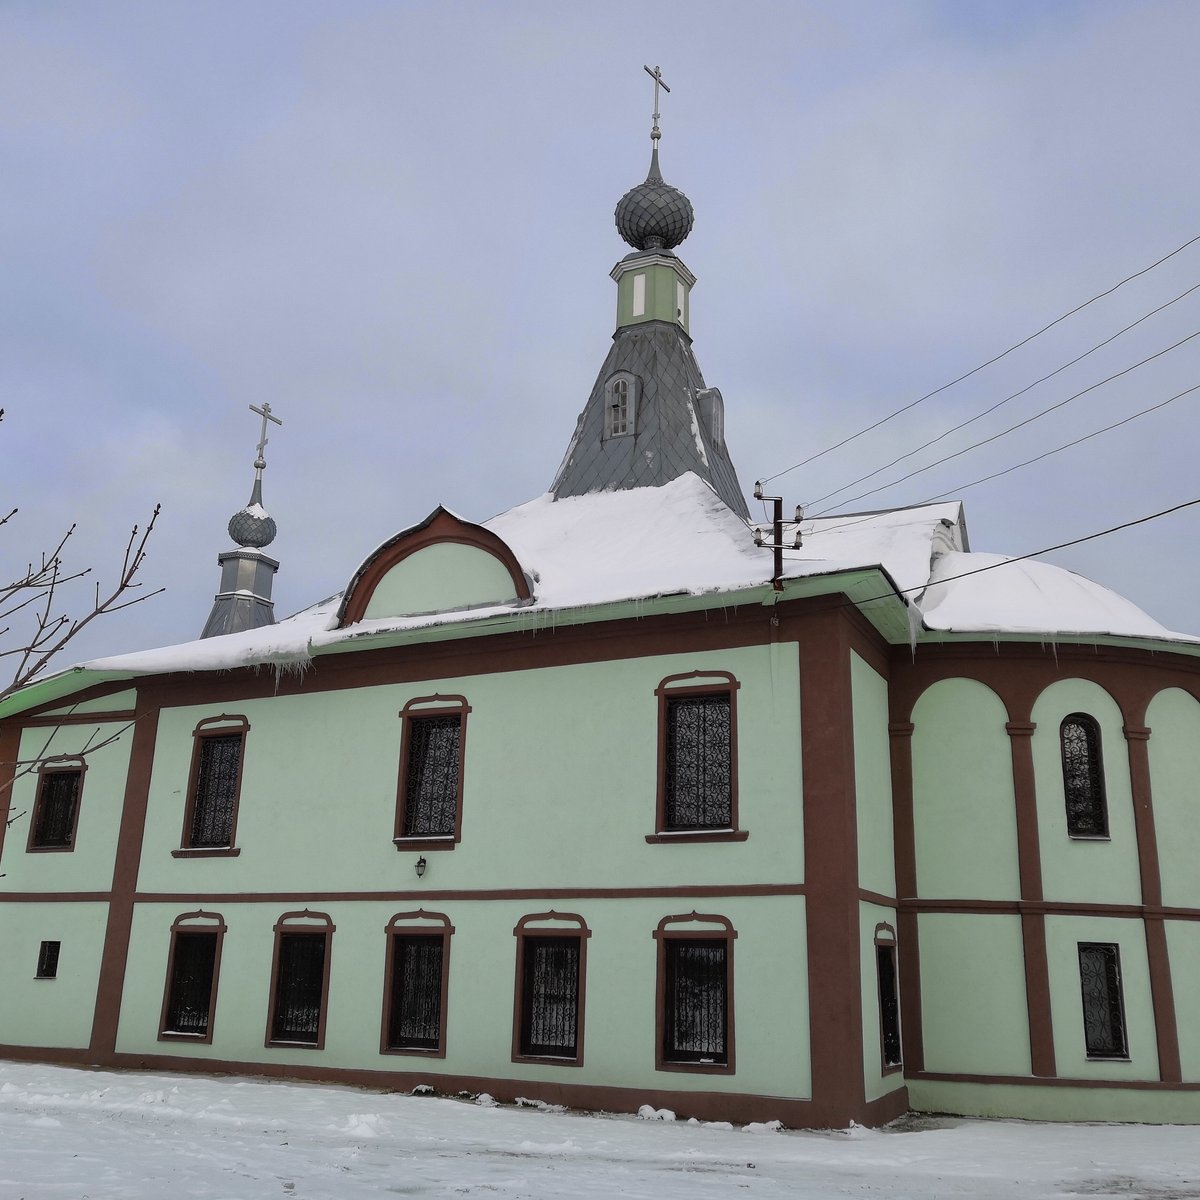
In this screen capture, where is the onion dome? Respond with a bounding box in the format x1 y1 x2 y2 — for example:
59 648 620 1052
227 467 277 548
614 148 694 252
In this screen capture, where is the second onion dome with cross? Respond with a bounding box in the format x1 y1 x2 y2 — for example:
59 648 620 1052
549 112 750 520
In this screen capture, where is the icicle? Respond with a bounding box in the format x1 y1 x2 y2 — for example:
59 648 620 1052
905 599 922 653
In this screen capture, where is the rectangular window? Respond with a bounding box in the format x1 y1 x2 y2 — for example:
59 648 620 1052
385 935 444 1052
665 695 732 829
663 939 728 1066
162 931 219 1038
518 936 581 1060
402 717 461 837
632 272 646 317
1078 942 1128 1059
270 933 328 1046
36 940 60 979
186 732 243 849
395 698 469 849
877 943 902 1069
29 767 83 850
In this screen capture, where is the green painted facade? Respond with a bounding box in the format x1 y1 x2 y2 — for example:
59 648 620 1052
613 256 692 331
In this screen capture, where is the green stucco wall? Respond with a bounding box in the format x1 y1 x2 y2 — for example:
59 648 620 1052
852 653 894 898
363 543 519 619
0 902 109 1048
911 680 1020 900
136 645 802 896
1166 921 1200 1081
859 903 904 1103
116 896 811 1100
1044 915 1158 1081
908 1077 1200 1122
615 262 689 330
1 722 133 893
1030 680 1140 905
918 913 1031 1076
1145 688 1200 910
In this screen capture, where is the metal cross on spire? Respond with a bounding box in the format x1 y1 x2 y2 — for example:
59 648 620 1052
248 401 283 470
644 64 670 144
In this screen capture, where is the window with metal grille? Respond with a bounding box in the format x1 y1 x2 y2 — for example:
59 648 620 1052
270 932 328 1045
402 716 461 838
1078 942 1128 1059
1060 715 1108 838
36 940 60 979
664 939 728 1065
187 733 242 848
30 768 82 849
519 936 581 1059
665 695 732 829
162 931 218 1037
386 935 444 1051
877 943 902 1068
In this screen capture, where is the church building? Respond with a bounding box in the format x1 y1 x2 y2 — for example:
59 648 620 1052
1 92 1197 1127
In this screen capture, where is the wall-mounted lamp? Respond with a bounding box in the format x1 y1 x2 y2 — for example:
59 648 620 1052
415 855 427 880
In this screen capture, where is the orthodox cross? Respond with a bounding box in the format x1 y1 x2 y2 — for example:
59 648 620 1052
249 401 283 469
643 64 671 143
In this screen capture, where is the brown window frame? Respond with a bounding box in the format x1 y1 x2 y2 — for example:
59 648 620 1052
394 695 470 852
36 939 61 979
1060 713 1110 840
380 910 454 1058
647 671 746 844
511 912 590 1068
654 912 737 1074
264 910 335 1051
874 923 902 1073
26 757 87 853
157 910 227 1044
174 715 249 858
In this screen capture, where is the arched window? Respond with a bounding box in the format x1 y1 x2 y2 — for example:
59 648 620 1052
1060 714 1108 838
604 374 638 439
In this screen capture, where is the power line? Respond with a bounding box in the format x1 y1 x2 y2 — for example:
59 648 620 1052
848 495 1200 609
806 380 1200 541
760 231 1200 485
805 279 1200 511
811 327 1200 516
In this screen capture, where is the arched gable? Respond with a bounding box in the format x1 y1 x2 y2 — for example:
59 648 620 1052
338 507 531 626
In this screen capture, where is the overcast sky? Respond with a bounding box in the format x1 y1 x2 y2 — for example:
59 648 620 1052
4 0 1200 667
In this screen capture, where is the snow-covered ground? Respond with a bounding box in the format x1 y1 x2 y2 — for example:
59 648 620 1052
1 1062 1197 1199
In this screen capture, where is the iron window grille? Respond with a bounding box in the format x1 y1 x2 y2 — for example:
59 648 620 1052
654 913 736 1073
36 940 60 979
266 912 335 1050
162 931 220 1038
385 931 447 1053
876 938 902 1070
395 697 470 849
1060 714 1109 838
665 695 732 829
1078 942 1128 1059
28 763 84 850
512 913 590 1066
179 717 250 854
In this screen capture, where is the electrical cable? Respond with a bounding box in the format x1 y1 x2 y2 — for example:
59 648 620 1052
846 494 1200 609
805 379 1200 540
810 327 1200 516
759 231 1200 486
805 280 1200 511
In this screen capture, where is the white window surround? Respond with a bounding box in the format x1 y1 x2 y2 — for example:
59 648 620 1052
632 273 646 317
604 375 638 439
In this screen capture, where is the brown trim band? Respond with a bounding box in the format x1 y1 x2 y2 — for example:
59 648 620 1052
900 898 1200 921
911 1069 1200 1092
19 710 137 728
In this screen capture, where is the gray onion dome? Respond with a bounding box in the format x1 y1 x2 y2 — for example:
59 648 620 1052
228 504 277 549
614 148 694 252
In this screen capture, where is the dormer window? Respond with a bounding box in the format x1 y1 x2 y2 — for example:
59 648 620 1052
604 374 638 439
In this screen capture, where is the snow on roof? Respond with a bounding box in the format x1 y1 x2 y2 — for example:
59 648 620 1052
57 473 1196 686
917 550 1199 644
